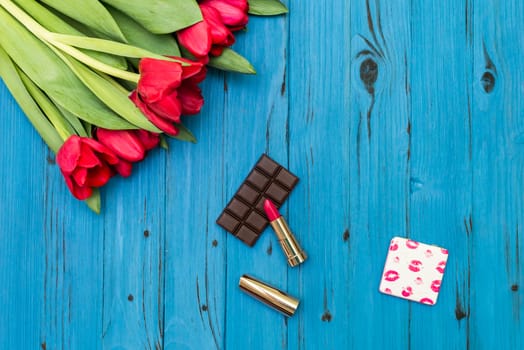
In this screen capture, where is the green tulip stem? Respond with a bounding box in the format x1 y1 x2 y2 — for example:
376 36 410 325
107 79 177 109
0 0 140 83
51 41 140 82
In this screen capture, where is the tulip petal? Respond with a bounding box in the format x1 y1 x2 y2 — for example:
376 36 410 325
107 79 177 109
138 58 183 103
85 164 113 187
61 170 92 200
202 0 248 28
113 160 133 178
210 45 225 56
178 83 204 115
78 142 102 168
56 135 82 174
82 138 120 165
96 128 146 162
71 183 93 200
200 5 235 46
130 91 180 136
174 57 205 80
176 21 212 58
148 92 183 123
72 167 88 186
135 130 160 151
185 66 207 84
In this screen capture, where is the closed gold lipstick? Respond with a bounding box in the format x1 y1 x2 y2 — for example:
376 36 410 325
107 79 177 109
263 199 307 267
239 274 300 317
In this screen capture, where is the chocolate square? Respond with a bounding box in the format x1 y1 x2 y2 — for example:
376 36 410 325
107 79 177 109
254 196 268 213
256 154 280 176
226 198 250 219
247 169 271 191
275 168 299 190
216 154 299 246
216 212 240 233
236 226 259 246
237 184 259 205
266 182 288 204
245 211 268 232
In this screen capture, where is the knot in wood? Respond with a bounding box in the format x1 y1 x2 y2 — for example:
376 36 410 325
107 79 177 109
360 58 378 94
481 72 495 93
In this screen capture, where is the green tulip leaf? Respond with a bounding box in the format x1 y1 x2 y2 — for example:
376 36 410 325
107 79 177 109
208 48 256 74
108 6 181 57
19 70 77 140
54 103 90 138
49 33 168 61
0 46 63 153
159 134 169 149
0 6 136 130
248 0 288 15
101 0 202 34
85 188 101 214
13 0 127 70
38 0 127 42
171 123 197 143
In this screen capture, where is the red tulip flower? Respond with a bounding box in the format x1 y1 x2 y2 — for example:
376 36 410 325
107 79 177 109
130 57 206 135
176 20 212 60
95 128 160 163
135 130 160 151
200 4 235 57
95 128 146 162
56 135 130 200
201 0 248 31
176 0 248 59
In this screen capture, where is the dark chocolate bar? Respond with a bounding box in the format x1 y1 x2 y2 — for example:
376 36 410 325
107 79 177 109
216 154 299 246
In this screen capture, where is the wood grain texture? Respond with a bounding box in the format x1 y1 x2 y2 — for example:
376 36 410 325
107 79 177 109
1 0 523 349
470 0 524 348
409 0 472 348
287 0 352 348
345 1 412 348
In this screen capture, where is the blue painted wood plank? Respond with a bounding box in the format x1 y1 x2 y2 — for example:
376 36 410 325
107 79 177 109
409 0 472 348
470 0 524 348
100 149 166 349
345 1 413 348
41 174 105 349
0 81 46 349
287 0 353 348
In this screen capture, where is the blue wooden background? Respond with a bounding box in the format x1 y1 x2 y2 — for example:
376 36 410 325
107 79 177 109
1 0 523 348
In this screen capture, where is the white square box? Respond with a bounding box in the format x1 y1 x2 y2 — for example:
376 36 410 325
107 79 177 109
379 236 449 305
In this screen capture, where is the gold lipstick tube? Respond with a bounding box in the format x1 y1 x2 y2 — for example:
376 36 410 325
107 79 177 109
239 275 300 317
270 217 307 267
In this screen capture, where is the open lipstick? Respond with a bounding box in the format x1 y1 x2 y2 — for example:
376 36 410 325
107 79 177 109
263 199 307 267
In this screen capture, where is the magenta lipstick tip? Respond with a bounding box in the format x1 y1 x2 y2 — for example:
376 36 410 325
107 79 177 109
263 199 281 221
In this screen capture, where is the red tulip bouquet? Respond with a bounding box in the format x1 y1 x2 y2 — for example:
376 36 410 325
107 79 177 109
0 0 287 212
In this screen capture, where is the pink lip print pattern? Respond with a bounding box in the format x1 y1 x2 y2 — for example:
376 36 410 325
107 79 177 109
406 240 419 249
384 270 400 282
402 286 413 297
436 261 446 274
379 237 449 306
420 298 434 305
408 259 423 272
431 280 441 293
